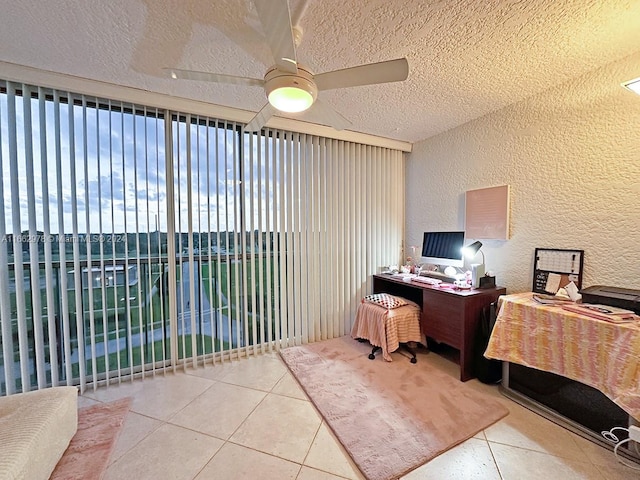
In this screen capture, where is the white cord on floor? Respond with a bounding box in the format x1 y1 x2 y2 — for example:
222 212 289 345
601 427 640 471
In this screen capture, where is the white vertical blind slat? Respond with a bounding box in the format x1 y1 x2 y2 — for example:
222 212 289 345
53 91 73 387
177 117 187 369
255 133 265 354
329 140 339 339
132 107 145 377
263 133 273 352
309 135 320 344
156 111 168 374
68 93 87 392
214 121 224 362
269 130 281 350
80 98 97 390
120 105 134 383
299 134 309 344
292 133 303 345
23 86 46 389
0 86 16 394
185 115 198 367
144 106 157 373
240 130 249 353
204 121 215 365
7 84 30 391
223 122 234 358
231 122 242 359
279 132 289 348
96 100 110 384
107 100 123 383
285 134 295 346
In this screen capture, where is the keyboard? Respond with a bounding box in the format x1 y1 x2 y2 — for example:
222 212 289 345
412 276 442 285
421 271 458 283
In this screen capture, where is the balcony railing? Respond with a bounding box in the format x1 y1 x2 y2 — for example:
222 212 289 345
0 252 278 395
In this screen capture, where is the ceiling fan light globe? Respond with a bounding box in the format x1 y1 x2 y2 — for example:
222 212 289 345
264 68 318 113
269 87 314 112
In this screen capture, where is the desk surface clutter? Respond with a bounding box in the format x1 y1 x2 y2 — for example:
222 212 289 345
485 292 640 420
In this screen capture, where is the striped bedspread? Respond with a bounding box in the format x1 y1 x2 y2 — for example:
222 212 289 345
485 292 640 420
351 300 422 361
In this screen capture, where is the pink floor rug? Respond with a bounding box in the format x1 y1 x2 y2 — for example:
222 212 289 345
280 336 509 480
50 397 132 480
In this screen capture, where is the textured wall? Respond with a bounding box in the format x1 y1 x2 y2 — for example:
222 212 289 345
406 52 640 293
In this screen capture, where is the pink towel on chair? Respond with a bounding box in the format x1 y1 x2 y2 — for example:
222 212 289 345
351 300 422 361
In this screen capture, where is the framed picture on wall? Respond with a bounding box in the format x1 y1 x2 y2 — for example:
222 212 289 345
465 185 510 240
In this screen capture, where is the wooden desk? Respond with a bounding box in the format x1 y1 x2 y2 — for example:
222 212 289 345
373 274 506 381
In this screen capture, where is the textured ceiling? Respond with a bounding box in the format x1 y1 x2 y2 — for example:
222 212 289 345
1 0 639 143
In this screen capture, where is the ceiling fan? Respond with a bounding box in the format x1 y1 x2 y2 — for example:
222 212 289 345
165 0 409 132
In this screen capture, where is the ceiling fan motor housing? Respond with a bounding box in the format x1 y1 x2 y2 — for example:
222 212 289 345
265 65 318 112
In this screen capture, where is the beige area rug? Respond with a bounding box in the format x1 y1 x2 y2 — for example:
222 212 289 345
50 397 132 480
280 336 509 480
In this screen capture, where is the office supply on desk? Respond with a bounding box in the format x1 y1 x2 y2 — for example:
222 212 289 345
411 276 441 285
561 304 637 323
532 293 574 305
421 269 458 283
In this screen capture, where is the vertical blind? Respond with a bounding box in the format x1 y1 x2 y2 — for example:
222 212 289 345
0 79 405 395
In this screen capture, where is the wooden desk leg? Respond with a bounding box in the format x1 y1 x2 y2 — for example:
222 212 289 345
460 343 474 382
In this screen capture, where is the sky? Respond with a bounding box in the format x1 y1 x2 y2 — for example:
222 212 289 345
0 87 290 238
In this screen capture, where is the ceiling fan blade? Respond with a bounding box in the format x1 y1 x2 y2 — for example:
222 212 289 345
253 0 298 74
245 103 277 132
315 58 409 91
290 0 311 27
309 99 352 131
165 68 264 87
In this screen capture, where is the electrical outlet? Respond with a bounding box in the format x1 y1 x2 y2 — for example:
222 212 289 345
630 425 640 443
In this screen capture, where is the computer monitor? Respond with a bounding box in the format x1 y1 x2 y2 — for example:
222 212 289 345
421 231 465 268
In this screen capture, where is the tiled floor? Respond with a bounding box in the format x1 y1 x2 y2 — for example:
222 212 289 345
79 346 640 480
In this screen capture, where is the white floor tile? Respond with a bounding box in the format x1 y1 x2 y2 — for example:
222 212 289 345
484 399 589 461
109 411 163 464
297 466 353 480
84 371 215 421
304 422 363 480
170 381 266 440
189 353 288 391
104 423 223 480
272 371 309 400
230 392 322 463
489 442 606 480
195 442 300 480
401 437 501 480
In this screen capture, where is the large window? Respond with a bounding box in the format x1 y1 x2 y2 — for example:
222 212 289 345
0 80 404 395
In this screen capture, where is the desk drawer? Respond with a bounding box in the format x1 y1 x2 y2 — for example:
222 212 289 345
422 294 463 348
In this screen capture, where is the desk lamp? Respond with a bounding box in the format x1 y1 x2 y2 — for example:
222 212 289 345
462 241 485 287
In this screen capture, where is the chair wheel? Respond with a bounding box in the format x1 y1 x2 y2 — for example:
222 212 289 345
368 354 375 360
410 357 417 364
